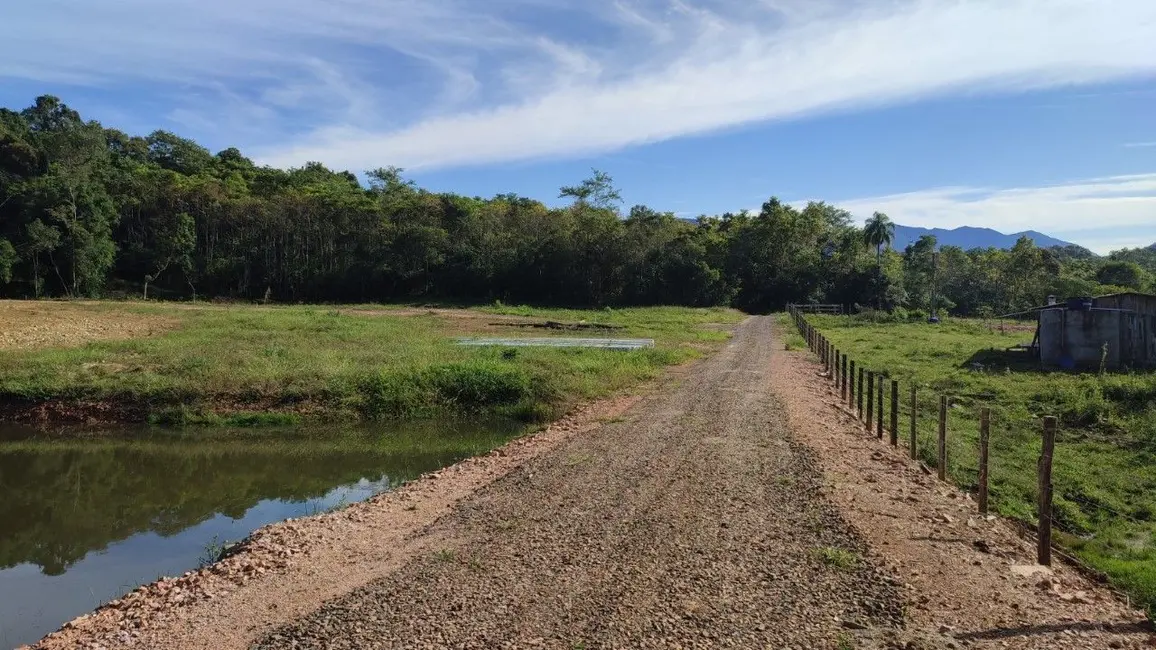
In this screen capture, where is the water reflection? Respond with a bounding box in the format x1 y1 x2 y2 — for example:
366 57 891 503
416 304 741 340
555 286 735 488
0 420 521 648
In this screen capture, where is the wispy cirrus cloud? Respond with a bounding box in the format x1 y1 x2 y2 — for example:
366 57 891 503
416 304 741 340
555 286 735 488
2 0 1156 171
1125 142 1156 148
254 0 1156 170
833 173 1156 254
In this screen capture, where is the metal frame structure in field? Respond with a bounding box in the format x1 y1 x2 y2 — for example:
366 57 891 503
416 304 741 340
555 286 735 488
786 303 845 316
457 337 655 351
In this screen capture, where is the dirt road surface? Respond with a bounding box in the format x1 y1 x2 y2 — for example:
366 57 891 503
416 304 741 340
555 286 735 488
251 315 905 649
31 316 1151 649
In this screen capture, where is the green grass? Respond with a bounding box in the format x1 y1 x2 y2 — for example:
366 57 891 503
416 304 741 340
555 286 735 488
0 302 742 425
812 546 860 570
803 313 1156 613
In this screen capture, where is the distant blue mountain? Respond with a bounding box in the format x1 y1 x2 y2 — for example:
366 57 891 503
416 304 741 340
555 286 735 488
890 225 1079 252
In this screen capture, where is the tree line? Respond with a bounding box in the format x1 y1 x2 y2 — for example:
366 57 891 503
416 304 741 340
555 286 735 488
2 95 1153 314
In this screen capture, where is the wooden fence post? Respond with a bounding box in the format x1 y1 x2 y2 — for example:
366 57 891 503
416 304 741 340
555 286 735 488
857 368 864 421
1038 416 1056 566
841 355 848 403
866 372 874 431
909 384 918 460
979 407 991 514
889 380 899 446
937 396 948 481
848 359 856 408
876 378 885 439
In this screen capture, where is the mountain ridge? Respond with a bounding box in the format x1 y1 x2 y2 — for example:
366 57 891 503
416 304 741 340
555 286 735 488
890 224 1082 252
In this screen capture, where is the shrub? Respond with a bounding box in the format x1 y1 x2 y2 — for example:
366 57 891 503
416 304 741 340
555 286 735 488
357 362 535 419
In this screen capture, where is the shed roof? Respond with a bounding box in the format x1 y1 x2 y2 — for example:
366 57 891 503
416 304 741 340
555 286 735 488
996 292 1156 319
1095 291 1156 300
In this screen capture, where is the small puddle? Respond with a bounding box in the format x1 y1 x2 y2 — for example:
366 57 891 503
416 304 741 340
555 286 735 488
0 419 524 648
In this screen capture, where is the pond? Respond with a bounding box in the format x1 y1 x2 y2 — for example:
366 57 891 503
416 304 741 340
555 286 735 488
0 419 525 649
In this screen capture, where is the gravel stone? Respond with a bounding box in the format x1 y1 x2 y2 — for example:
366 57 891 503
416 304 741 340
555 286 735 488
253 317 905 649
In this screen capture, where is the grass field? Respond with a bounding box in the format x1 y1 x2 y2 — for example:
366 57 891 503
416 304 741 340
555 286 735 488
798 313 1156 613
0 301 744 425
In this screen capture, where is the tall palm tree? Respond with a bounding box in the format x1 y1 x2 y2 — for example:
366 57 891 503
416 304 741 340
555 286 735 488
863 212 895 264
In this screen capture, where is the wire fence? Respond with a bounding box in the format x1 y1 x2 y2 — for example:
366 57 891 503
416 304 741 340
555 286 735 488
787 304 1062 565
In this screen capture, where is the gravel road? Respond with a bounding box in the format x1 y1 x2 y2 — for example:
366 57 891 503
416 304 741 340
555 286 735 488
255 317 906 649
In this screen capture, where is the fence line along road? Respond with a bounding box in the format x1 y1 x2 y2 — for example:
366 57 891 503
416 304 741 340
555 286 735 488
786 305 1057 567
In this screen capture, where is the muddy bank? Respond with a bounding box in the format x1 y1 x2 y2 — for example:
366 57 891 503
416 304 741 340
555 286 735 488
0 395 325 429
0 398 146 427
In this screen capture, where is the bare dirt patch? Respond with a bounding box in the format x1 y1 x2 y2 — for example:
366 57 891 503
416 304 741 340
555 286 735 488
0 300 176 351
769 320 1154 649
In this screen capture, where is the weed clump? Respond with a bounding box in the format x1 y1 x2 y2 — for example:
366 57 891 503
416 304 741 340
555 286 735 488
812 546 860 570
358 362 537 419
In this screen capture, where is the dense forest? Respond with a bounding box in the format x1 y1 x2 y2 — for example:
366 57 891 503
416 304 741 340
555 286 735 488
2 95 1154 314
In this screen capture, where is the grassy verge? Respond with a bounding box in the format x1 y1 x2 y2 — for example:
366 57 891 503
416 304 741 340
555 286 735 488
0 302 743 425
798 313 1156 613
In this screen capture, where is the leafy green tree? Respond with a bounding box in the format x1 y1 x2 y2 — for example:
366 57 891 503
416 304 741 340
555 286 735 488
902 235 938 310
142 212 195 299
145 130 214 176
23 219 61 297
0 93 1141 314
1095 261 1148 291
559 169 622 211
21 98 117 296
0 238 16 284
863 212 895 264
1002 236 1051 310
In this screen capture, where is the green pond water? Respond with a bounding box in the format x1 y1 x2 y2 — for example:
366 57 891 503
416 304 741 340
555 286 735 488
0 419 525 649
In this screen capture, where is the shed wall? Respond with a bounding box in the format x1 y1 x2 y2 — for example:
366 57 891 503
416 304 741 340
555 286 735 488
1093 293 1156 316
1039 309 1156 369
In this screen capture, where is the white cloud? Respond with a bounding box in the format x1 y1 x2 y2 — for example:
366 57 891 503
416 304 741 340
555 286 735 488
833 173 1156 254
3 0 1156 170
1125 142 1156 148
254 0 1156 170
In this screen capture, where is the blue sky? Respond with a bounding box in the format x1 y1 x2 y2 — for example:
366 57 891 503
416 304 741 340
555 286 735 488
2 0 1155 253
